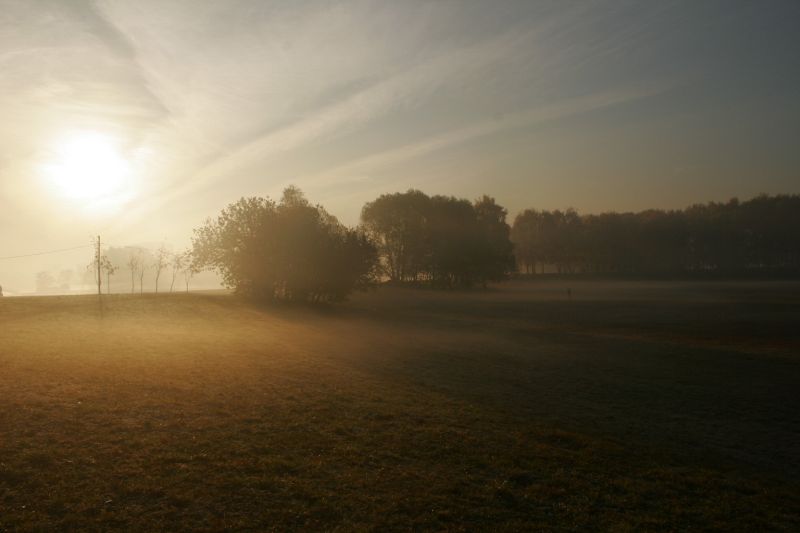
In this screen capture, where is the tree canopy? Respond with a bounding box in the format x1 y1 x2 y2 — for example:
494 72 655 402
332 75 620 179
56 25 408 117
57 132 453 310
511 195 800 275
192 187 378 302
360 190 515 287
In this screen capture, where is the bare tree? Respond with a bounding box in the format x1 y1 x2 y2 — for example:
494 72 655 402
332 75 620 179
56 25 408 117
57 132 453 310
138 262 147 295
126 249 141 294
153 245 170 294
169 252 185 292
100 255 118 295
182 250 199 293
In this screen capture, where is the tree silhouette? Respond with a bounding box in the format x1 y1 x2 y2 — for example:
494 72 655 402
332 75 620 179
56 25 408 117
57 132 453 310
473 195 516 286
100 255 118 295
360 190 515 287
180 250 199 293
361 190 430 282
152 245 169 294
138 262 147 294
169 252 185 293
193 187 377 302
510 194 800 275
126 249 141 294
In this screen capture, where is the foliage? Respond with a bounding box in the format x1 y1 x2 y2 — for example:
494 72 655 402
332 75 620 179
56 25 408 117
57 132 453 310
179 249 201 292
170 250 194 292
192 187 378 302
511 194 800 275
360 189 430 282
152 246 170 294
360 190 515 287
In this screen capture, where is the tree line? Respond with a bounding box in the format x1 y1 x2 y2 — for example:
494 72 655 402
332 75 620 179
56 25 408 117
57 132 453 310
191 190 800 300
94 246 200 294
34 246 201 295
511 195 800 275
54 190 797 300
190 187 516 301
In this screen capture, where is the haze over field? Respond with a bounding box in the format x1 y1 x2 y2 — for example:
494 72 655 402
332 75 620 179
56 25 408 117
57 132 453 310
1 283 799 530
1 0 799 290
2 2 800 530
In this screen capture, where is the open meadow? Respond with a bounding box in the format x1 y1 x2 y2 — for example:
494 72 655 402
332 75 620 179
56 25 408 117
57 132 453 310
1 280 799 531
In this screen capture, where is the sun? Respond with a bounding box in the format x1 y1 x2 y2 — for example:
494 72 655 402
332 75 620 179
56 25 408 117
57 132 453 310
43 131 135 207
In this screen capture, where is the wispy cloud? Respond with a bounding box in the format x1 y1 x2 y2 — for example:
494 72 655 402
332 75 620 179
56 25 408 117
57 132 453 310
5 0 787 253
304 83 669 192
99 9 559 231
163 26 541 199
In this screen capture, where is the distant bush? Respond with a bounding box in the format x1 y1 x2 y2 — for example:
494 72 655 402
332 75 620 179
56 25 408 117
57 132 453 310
193 187 378 302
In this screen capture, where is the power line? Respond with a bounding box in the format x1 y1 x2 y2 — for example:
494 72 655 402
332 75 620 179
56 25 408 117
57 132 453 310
0 244 94 261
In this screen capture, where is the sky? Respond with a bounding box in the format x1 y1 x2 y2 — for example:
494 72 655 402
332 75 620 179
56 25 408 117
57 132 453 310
0 0 799 292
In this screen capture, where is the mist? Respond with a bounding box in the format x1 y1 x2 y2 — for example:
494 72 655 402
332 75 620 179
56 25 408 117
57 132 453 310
1 1 799 530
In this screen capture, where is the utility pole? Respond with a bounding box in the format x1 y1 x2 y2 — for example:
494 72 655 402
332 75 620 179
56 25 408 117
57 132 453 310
96 235 102 296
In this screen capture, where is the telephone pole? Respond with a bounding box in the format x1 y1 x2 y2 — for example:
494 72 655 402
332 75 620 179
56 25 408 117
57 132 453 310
96 235 102 296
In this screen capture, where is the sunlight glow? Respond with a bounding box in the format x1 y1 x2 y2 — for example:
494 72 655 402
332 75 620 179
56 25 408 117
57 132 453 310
43 131 136 209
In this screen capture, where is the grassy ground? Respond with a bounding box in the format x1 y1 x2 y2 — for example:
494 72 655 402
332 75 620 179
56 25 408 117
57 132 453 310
0 280 798 531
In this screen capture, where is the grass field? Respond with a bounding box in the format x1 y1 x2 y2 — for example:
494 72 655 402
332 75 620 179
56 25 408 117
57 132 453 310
1 280 799 531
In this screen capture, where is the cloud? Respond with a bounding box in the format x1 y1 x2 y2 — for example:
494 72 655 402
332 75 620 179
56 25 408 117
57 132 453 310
0 1 696 237
173 27 538 191
93 1 676 234
303 83 669 199
99 12 552 229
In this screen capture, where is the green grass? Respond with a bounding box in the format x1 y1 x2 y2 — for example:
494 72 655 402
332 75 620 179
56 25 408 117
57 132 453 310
1 281 798 531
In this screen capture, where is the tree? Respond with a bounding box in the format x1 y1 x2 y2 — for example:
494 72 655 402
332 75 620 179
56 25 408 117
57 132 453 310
424 195 480 287
138 262 147 294
193 186 377 302
361 190 514 287
169 252 185 292
473 195 515 285
100 255 118 295
509 194 800 275
513 209 556 273
126 249 141 294
152 245 169 294
85 256 101 294
361 190 430 282
181 250 200 293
